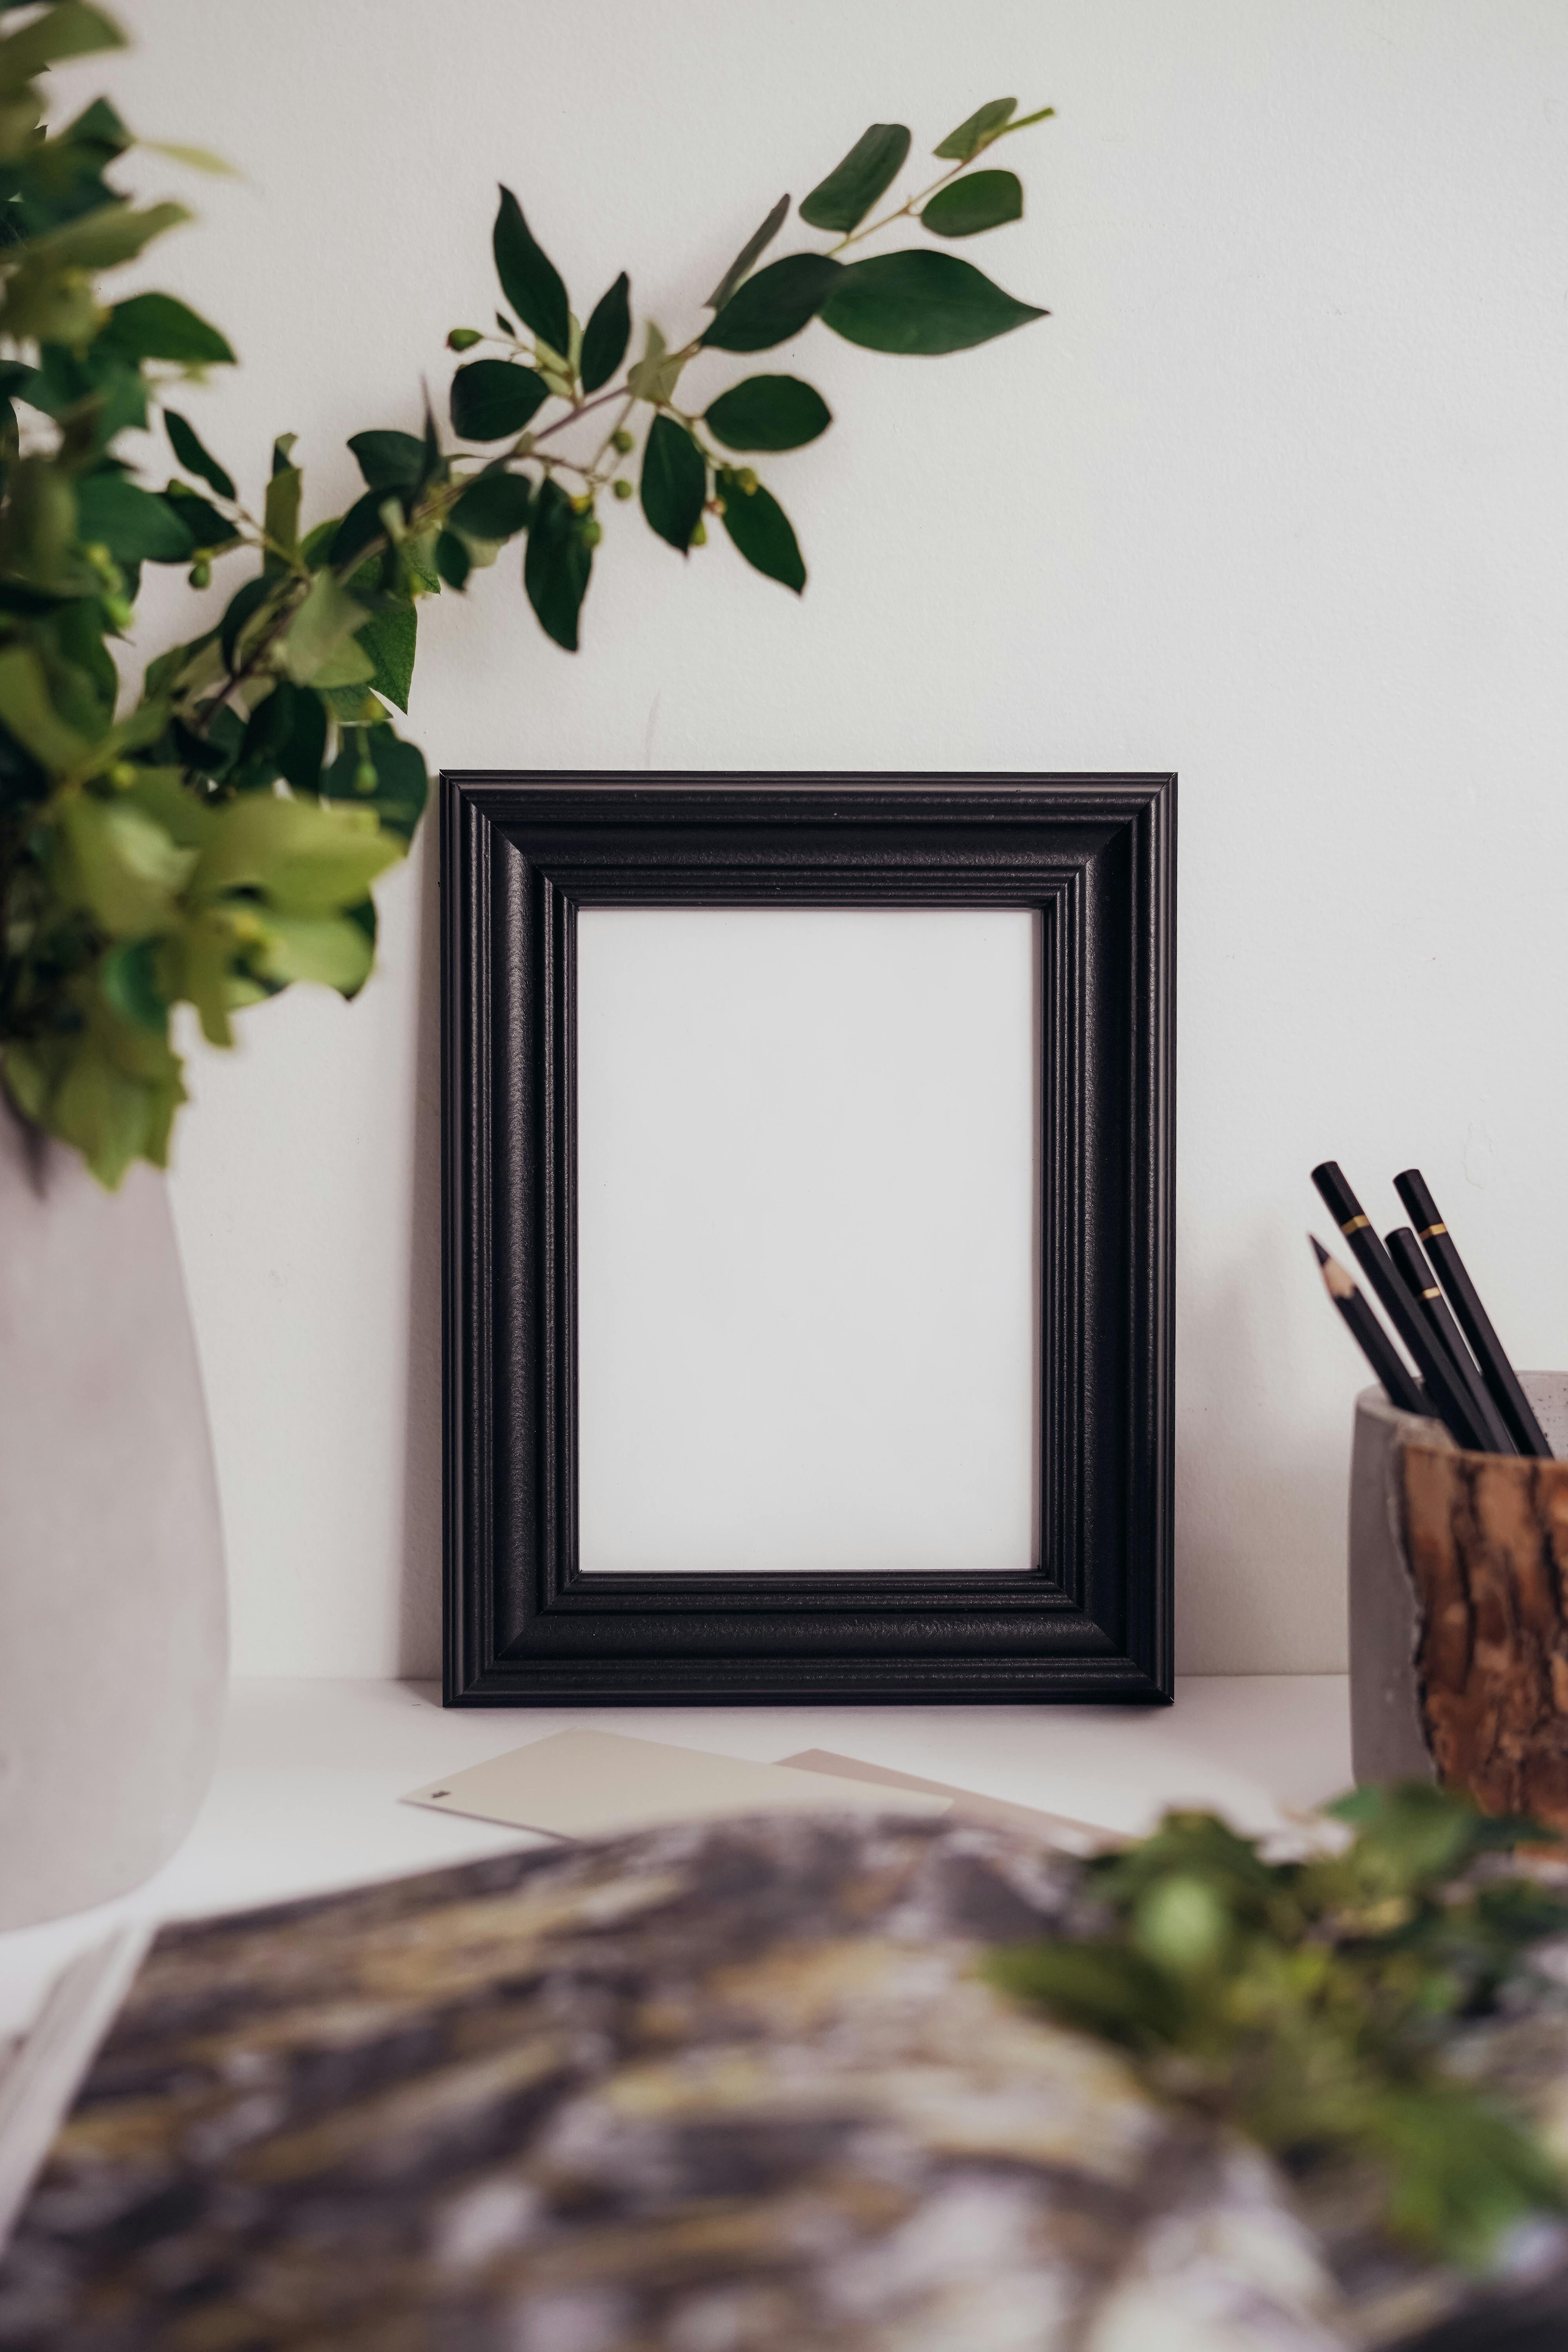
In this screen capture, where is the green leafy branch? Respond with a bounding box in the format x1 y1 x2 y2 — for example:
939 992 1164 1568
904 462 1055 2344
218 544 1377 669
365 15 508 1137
990 1783 1568 2266
0 3 1053 1184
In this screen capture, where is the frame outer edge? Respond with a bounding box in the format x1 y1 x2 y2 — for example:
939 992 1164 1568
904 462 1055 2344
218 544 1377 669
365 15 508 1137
441 773 1176 1706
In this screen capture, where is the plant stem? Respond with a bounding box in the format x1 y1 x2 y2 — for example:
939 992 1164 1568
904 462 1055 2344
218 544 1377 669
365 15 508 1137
828 155 972 253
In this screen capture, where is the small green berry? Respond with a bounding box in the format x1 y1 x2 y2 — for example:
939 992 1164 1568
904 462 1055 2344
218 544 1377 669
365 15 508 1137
447 328 482 351
107 760 138 790
611 428 634 454
691 519 707 547
188 558 211 589
571 494 592 515
581 517 603 548
612 477 633 501
736 468 758 495
353 758 377 795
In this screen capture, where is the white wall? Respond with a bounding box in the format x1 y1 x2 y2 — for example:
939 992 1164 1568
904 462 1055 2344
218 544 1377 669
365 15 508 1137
65 1 1568 1677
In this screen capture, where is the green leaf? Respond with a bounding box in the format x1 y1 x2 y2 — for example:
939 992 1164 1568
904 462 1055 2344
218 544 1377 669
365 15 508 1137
921 169 1023 238
76 472 194 565
625 321 686 406
580 271 630 394
347 430 426 492
354 599 416 712
934 97 1016 160
0 641 92 771
450 469 532 542
263 440 301 570
0 2 124 94
163 482 239 555
193 791 400 912
58 794 195 936
492 185 570 360
363 727 426 840
279 571 370 689
702 253 842 353
32 1014 184 1191
164 409 235 502
641 416 706 554
254 912 376 997
523 475 592 651
219 578 272 676
15 198 189 272
322 724 427 842
139 139 237 177
799 123 910 234
329 489 385 572
104 292 234 365
51 595 116 722
276 682 327 791
704 194 789 312
717 469 804 592
100 937 167 1033
450 359 549 443
434 528 470 590
821 250 1045 353
704 374 830 452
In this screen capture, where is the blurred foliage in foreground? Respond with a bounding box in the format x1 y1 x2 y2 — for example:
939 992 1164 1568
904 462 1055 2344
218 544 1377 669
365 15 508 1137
991 1782 1568 2266
0 6 1051 1185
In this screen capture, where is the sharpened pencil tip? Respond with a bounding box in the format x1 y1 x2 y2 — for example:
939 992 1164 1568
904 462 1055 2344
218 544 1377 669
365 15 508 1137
1308 1234 1330 1267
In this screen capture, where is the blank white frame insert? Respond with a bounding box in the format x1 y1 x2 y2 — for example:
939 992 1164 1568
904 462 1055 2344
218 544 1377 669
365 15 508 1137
575 906 1040 1576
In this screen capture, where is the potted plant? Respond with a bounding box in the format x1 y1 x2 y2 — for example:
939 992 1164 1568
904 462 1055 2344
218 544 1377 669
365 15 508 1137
0 3 1052 1925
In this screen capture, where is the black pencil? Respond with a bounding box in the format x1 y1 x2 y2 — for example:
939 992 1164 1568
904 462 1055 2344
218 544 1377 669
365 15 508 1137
1310 1161 1492 1450
1310 1236 1428 1415
1392 1167 1553 1459
1384 1227 1515 1453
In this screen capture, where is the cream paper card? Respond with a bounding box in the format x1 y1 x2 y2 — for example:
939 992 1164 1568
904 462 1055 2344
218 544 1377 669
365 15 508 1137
401 1728 950 1840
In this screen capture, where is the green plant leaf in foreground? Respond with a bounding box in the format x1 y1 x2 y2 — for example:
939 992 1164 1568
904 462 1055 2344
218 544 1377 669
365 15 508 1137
450 469 532 543
934 96 1018 160
164 408 236 502
492 185 570 360
822 249 1045 353
641 414 706 553
75 471 193 564
922 169 1023 238
705 193 790 313
580 271 630 393
799 122 911 233
0 77 1052 1185
449 358 549 443
523 475 593 649
989 1784 1568 2267
105 291 233 365
702 253 842 353
717 469 804 592
704 374 830 452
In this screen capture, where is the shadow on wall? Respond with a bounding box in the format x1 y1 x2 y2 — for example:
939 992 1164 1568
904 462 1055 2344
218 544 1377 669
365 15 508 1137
399 834 443 1677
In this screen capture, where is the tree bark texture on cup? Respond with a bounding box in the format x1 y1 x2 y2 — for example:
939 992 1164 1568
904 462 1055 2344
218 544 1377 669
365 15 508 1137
1350 1376 1568 1826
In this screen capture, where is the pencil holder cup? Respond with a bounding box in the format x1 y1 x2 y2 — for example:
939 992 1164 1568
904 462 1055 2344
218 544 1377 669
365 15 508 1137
1349 1375 1568 1824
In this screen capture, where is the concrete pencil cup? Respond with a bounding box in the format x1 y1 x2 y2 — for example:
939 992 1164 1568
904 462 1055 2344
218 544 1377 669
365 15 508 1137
1350 1375 1568 1826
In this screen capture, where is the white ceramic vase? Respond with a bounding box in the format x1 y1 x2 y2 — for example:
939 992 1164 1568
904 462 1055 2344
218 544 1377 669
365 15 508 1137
0 1103 226 1929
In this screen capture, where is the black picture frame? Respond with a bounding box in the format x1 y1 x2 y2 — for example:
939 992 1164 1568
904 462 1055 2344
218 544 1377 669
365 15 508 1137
441 773 1174 1706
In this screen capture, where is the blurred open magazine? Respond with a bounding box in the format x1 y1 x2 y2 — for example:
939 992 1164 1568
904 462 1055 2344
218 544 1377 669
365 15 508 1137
0 1734 1112 2268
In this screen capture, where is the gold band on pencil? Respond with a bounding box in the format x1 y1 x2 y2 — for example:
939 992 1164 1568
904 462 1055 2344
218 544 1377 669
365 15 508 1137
1422 1287 1440 1300
1420 1221 1447 1239
1341 1214 1370 1234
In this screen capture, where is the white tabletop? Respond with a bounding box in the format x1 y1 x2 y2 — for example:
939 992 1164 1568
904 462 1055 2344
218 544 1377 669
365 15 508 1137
0 1674 1351 2045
